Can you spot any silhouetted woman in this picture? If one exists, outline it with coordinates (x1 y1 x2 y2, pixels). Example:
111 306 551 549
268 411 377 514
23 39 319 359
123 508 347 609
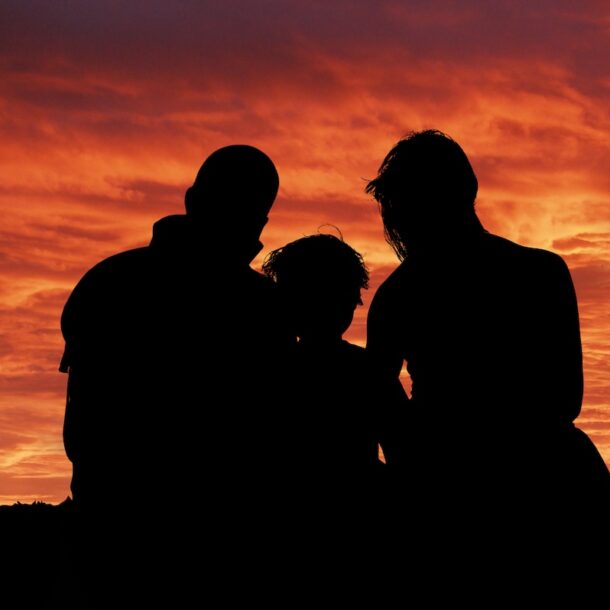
365 130 609 527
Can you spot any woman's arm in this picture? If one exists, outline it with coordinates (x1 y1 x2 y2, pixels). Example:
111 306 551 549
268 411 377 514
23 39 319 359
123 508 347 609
367 279 404 378
367 277 410 466
537 253 583 422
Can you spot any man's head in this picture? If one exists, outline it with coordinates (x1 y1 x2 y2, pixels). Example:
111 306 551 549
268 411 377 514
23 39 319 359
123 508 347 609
185 145 279 260
366 130 480 259
263 234 369 343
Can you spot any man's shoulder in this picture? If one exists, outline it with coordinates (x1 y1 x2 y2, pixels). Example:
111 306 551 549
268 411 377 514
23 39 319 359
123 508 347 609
70 247 153 294
62 247 151 328
245 266 274 285
240 266 279 299
83 246 151 280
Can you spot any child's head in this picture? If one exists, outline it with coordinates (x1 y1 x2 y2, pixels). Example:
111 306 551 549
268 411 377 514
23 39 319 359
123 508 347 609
263 234 369 342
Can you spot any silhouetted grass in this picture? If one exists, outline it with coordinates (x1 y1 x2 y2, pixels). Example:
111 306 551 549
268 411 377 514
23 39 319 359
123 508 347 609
0 498 75 604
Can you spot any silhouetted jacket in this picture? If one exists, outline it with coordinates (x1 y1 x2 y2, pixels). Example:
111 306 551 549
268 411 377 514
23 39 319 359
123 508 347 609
61 215 293 508
368 232 583 481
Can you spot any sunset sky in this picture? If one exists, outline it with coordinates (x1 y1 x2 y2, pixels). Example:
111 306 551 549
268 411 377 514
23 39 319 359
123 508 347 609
1 1 609 503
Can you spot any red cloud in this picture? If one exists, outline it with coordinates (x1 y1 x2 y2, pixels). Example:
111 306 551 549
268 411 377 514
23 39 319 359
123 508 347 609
2 1 610 502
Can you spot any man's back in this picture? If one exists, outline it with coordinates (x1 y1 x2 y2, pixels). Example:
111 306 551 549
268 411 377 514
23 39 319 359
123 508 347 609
60 146 295 602
62 215 292 508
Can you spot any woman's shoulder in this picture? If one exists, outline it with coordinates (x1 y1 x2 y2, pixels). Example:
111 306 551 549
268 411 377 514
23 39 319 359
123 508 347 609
484 233 567 268
369 262 410 319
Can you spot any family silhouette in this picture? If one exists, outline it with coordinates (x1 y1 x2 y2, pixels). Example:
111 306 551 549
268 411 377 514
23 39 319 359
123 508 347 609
57 133 609 602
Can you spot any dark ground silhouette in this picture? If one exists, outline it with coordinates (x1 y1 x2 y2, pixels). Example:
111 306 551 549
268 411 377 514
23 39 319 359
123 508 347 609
1 499 75 605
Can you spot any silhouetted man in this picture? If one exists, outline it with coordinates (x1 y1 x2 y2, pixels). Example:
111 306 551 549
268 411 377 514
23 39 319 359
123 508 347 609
60 145 293 602
366 131 609 527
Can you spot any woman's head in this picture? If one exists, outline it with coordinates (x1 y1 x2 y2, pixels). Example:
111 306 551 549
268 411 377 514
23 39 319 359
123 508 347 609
366 130 479 259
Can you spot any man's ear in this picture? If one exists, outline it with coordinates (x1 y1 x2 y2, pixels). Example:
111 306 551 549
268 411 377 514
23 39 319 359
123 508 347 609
258 216 269 232
184 187 194 215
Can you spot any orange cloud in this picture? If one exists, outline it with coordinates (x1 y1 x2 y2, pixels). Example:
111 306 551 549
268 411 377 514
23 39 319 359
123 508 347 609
1 1 610 502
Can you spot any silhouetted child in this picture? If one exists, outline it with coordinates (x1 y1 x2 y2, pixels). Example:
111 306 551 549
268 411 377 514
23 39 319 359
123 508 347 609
263 234 406 480
264 234 408 583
